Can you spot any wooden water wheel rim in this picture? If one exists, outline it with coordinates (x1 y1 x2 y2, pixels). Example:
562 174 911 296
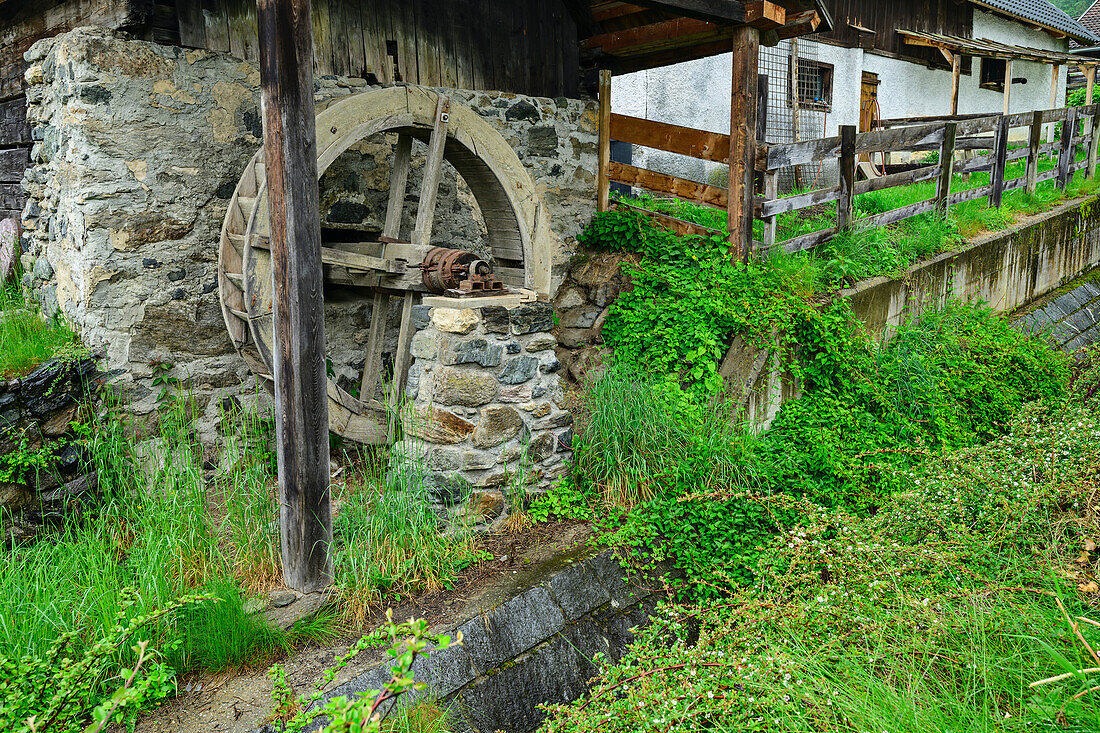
217 86 554 444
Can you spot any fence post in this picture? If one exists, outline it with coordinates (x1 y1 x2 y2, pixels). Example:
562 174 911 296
837 125 856 230
762 170 778 250
934 122 956 217
1089 105 1099 180
990 115 1009 208
1057 106 1078 190
1025 109 1042 194
597 69 612 212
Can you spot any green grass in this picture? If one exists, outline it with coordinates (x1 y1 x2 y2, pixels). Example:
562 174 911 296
0 276 78 377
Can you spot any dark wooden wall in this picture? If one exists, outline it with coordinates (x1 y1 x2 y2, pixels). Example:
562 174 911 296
817 0 973 67
177 0 580 98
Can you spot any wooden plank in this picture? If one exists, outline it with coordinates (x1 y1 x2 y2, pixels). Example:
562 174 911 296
1002 58 1012 117
257 0 333 592
177 0 206 46
862 198 937 229
612 201 722 238
412 95 450 247
762 170 777 250
990 116 1008 207
609 161 729 207
580 17 720 55
598 70 612 212
949 185 993 205
729 24 759 261
934 122 956 217
950 53 960 115
383 134 412 239
387 292 415 441
758 185 840 217
854 165 939 195
610 112 730 163
1026 109 1042 195
854 123 944 156
627 0 749 24
837 125 856 231
1057 107 1077 190
744 0 784 30
0 146 29 182
202 0 232 52
781 226 835 254
765 135 842 171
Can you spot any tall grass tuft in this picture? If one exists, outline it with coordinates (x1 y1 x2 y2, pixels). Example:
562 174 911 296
333 454 481 626
0 275 78 377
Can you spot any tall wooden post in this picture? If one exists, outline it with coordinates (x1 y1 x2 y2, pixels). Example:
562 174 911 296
991 115 1009 208
1088 68 1099 179
1002 58 1013 117
257 0 333 593
729 24 760 262
950 54 961 116
1025 109 1043 194
790 37 803 189
934 122 956 216
597 69 612 212
1057 106 1078 190
837 125 856 230
1049 63 1061 146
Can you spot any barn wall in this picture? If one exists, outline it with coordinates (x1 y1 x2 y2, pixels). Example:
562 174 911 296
178 0 581 98
18 27 595 429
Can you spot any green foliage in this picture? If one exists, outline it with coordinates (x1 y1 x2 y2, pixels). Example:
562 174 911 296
542 400 1100 732
0 428 61 485
0 590 203 733
581 211 812 399
270 611 460 733
528 479 592 522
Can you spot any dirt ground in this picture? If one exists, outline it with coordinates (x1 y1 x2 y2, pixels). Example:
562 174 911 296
127 521 594 733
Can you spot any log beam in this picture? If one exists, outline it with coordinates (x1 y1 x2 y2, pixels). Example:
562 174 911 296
256 0 333 593
729 23 760 262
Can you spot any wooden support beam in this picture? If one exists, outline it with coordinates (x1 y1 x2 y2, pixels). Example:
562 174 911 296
991 115 1008 207
774 9 820 41
1026 109 1042 194
728 24 760 262
1057 106 1078 190
1002 58 1012 117
934 122 956 216
790 36 803 189
609 161 729 206
1049 63 1060 146
1087 67 1097 180
625 0 748 24
598 70 612 212
744 1 784 30
950 53 961 116
257 0 332 593
837 125 856 230
580 17 718 54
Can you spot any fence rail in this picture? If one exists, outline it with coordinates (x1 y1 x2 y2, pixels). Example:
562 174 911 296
598 103 1100 254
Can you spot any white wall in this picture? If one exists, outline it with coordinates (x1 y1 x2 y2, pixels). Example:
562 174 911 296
612 9 1071 182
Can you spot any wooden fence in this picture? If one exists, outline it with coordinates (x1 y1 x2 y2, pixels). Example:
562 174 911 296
598 103 1100 254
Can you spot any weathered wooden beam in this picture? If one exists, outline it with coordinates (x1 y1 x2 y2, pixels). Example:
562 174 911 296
257 0 333 593
598 70 612 212
1087 67 1097 180
934 122 956 217
1057 106 1078 190
1002 58 1012 117
624 0 747 24
609 161 730 206
1025 109 1042 194
990 115 1009 206
744 1 784 30
774 9 820 41
580 17 719 54
837 125 856 230
728 24 760 262
950 53 961 116
610 112 730 162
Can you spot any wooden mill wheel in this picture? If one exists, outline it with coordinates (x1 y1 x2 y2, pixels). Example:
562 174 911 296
217 86 554 444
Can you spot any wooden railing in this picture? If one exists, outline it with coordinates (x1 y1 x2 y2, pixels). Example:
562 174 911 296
597 103 1100 254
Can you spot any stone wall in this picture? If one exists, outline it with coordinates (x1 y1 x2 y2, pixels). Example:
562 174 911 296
19 27 596 429
397 299 573 521
283 549 661 733
0 354 99 544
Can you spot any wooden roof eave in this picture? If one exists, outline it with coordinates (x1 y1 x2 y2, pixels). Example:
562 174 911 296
899 29 1100 68
579 0 827 73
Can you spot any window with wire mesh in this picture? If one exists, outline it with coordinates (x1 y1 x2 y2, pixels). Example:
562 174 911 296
790 58 833 112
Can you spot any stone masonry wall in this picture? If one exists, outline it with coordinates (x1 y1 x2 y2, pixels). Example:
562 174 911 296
19 27 596 430
397 299 573 521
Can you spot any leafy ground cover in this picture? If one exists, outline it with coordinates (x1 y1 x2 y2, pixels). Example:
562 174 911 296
542 390 1100 732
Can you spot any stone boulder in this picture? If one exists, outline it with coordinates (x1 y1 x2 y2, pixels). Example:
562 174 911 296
0 218 17 282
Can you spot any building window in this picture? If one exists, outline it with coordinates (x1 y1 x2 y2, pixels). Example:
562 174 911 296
980 58 1007 92
790 58 833 111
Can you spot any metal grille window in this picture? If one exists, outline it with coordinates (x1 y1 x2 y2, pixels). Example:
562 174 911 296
791 58 833 111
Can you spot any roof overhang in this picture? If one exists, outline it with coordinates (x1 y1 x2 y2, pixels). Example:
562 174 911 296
899 29 1100 67
571 0 832 74
966 0 1100 45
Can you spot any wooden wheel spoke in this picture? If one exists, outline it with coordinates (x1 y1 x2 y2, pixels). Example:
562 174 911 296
383 135 413 239
411 96 450 247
